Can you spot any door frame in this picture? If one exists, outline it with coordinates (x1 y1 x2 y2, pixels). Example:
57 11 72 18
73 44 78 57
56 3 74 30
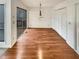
0 3 11 48
75 3 79 53
16 7 28 37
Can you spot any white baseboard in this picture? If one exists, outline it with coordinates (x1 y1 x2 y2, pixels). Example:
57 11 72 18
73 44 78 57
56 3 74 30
28 26 51 28
76 47 79 55
0 48 8 56
75 50 79 55
10 40 17 48
52 28 79 55
52 28 66 41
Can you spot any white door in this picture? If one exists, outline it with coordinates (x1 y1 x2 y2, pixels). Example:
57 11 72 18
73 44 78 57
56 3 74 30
55 10 62 33
56 8 67 40
61 8 67 39
57 11 62 34
76 3 79 52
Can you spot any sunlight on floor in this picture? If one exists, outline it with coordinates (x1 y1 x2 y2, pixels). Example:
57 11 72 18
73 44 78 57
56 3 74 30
38 46 43 59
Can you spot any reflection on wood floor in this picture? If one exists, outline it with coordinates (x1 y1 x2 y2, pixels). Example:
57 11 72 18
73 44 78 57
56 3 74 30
17 28 25 37
0 28 79 59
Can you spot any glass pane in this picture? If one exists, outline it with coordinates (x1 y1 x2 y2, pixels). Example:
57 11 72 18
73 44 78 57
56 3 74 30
17 7 27 29
0 30 4 42
17 8 23 28
0 4 4 42
17 7 27 37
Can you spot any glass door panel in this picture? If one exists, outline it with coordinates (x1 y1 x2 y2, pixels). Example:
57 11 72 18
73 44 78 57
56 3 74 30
0 4 4 42
17 7 27 37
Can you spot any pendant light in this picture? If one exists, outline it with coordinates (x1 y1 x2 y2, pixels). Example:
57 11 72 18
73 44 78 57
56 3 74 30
40 3 42 16
39 1 42 17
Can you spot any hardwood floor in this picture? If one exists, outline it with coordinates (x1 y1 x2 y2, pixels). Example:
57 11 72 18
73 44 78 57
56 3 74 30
0 28 79 59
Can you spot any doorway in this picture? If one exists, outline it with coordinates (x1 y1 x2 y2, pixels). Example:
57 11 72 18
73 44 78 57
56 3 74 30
17 7 27 37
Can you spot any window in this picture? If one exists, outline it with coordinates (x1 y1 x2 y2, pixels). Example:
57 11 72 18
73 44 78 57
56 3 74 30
0 4 4 42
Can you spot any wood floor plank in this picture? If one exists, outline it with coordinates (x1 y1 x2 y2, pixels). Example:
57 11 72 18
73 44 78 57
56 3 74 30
0 28 79 59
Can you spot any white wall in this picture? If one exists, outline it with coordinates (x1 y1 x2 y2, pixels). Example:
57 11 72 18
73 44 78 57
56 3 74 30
11 0 29 47
29 7 52 28
11 0 17 47
0 0 5 3
52 0 79 54
0 0 30 48
0 0 29 56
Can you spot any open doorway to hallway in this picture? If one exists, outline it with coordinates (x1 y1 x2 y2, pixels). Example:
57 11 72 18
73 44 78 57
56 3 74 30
17 7 27 37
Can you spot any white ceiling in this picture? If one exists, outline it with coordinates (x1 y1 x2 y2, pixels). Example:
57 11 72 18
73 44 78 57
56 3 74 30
21 0 65 8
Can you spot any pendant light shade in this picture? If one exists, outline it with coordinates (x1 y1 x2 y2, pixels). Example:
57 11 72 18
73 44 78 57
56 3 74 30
40 10 42 16
39 2 42 17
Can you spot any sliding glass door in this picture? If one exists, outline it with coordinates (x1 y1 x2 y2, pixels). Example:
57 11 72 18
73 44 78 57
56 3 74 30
0 4 4 42
17 7 27 37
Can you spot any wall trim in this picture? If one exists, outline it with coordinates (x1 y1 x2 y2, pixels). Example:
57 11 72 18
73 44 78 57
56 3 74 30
52 28 79 55
75 49 79 55
51 28 66 41
0 49 8 57
28 27 52 29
